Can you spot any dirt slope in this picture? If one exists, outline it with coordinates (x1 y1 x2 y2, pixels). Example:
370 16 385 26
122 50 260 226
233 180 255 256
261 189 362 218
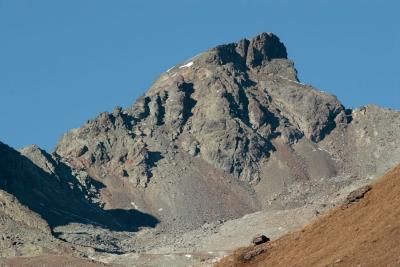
217 164 400 267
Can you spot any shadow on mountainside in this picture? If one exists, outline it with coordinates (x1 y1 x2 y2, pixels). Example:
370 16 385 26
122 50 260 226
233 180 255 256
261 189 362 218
0 142 159 232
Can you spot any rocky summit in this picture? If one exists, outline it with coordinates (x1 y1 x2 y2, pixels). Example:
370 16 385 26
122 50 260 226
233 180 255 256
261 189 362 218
1 32 400 266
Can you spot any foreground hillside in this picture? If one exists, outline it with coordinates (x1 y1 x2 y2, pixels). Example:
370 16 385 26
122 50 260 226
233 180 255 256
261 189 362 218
217 165 400 267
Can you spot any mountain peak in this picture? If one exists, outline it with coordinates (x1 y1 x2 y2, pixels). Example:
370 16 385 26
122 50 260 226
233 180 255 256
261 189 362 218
53 32 400 236
210 32 287 67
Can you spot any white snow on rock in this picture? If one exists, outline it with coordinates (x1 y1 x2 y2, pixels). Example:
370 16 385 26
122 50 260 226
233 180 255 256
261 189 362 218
179 61 194 69
131 202 139 210
317 147 330 154
277 75 305 85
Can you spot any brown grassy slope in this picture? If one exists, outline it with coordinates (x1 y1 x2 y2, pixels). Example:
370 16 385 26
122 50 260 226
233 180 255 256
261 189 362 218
217 165 400 267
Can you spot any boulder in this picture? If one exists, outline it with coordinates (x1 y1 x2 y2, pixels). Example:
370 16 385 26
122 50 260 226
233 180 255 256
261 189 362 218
345 185 372 205
252 234 270 245
243 246 268 261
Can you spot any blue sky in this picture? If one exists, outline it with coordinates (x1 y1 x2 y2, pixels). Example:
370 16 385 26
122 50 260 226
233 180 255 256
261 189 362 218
1 0 399 151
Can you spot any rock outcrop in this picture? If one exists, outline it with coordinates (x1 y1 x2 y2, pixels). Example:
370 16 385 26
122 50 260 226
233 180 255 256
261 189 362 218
251 235 270 245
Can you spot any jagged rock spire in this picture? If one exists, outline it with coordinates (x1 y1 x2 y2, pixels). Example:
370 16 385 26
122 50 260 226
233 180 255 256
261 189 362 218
211 32 287 67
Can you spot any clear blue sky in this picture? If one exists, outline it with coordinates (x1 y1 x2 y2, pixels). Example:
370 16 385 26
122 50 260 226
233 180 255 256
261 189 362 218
1 0 399 151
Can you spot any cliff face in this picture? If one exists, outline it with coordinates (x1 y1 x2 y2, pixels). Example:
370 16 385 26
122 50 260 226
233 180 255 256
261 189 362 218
53 32 400 231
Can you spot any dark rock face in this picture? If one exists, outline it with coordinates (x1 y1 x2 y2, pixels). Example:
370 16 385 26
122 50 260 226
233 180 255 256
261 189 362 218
211 32 287 68
242 245 269 261
345 185 372 205
252 234 270 245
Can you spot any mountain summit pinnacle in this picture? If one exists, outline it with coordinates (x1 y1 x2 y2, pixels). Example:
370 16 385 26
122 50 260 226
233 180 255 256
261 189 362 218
211 32 288 68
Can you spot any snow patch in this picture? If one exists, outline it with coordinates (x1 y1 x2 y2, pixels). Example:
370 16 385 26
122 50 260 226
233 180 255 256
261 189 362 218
277 75 305 85
317 147 330 154
179 61 194 69
131 202 139 210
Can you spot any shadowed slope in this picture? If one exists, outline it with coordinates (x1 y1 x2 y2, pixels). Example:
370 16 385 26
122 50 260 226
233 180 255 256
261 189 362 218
0 142 158 232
